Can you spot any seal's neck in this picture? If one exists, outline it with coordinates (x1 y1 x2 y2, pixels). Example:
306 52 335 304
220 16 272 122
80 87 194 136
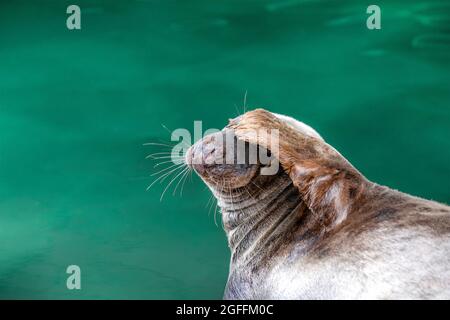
214 164 372 266
214 171 319 264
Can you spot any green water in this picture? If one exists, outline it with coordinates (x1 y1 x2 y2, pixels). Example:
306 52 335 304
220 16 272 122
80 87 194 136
0 0 449 299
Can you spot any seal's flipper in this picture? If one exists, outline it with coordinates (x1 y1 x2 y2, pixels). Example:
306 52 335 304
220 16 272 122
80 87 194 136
229 108 369 229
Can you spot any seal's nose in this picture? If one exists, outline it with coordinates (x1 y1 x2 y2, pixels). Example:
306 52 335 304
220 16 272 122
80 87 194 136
186 132 225 176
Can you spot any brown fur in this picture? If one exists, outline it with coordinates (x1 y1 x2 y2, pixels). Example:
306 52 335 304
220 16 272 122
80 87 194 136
190 108 450 299
228 109 370 231
224 109 450 299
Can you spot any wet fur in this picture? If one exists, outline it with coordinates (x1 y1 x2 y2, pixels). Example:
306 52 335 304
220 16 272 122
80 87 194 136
199 109 450 299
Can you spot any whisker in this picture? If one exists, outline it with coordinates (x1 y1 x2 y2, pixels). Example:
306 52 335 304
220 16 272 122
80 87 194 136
172 167 190 196
146 165 184 190
213 198 219 227
214 179 226 227
159 166 185 184
207 195 215 216
179 168 191 196
158 126 193 148
208 186 219 218
160 166 189 201
151 163 183 177
206 193 214 209
251 181 265 193
234 104 241 118
244 185 254 201
147 155 185 160
146 152 177 158
160 123 173 135
148 151 174 154
153 159 182 168
243 90 248 113
143 137 191 155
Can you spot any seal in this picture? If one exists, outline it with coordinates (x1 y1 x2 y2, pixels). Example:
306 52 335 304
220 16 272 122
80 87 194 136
186 108 450 299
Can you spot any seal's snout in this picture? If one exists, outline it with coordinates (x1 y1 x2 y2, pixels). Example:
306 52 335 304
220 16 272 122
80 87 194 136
186 132 224 176
187 130 259 188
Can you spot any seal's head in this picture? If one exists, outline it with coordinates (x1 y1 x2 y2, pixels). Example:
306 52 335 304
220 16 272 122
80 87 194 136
185 130 259 189
185 111 322 191
185 110 323 234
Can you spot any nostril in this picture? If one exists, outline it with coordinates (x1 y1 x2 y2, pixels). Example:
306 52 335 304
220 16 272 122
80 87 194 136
207 146 216 156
